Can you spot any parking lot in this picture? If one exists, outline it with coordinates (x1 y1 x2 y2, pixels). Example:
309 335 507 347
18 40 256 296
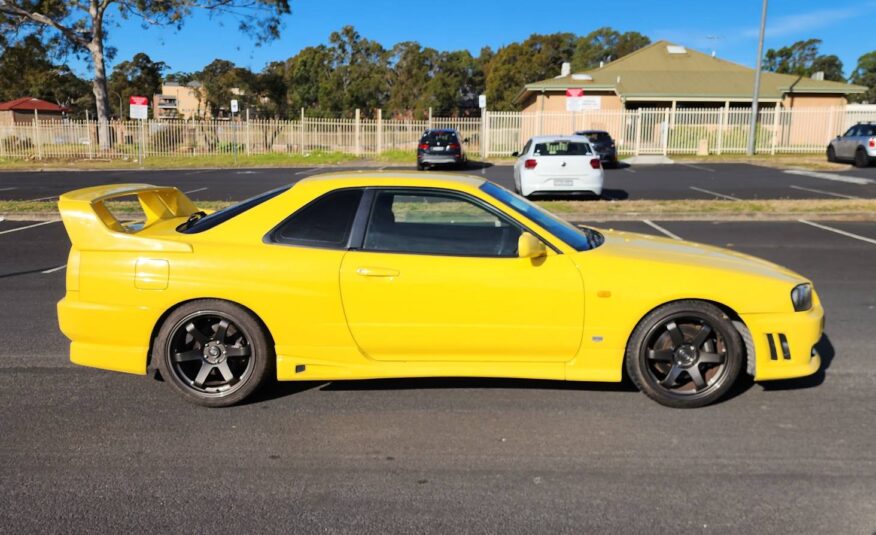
1 162 875 203
1 211 874 531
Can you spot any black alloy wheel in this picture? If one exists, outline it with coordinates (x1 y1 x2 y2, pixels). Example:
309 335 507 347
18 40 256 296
827 145 836 163
155 300 271 407
854 148 870 168
626 301 743 408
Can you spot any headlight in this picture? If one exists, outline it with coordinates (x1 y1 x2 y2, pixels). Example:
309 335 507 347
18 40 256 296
791 283 812 312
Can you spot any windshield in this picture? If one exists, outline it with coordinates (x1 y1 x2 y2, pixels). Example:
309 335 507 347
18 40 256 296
480 182 602 252
178 185 290 234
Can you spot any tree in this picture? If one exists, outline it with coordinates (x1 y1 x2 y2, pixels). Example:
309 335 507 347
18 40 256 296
0 34 93 115
0 0 290 147
764 39 844 81
486 33 577 110
107 53 167 118
197 59 257 117
386 42 437 117
571 27 650 71
425 50 484 116
323 26 389 117
284 45 333 114
850 51 876 103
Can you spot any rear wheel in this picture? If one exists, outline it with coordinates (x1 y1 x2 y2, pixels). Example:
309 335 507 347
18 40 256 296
854 148 870 168
155 300 272 407
417 162 426 171
827 145 837 163
626 301 743 408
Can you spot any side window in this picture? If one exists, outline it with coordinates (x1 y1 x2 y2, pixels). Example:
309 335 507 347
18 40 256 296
363 191 522 257
844 126 860 137
521 140 532 155
270 189 363 248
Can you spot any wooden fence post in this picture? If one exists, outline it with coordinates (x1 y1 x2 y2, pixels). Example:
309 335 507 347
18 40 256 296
299 108 305 154
377 109 383 154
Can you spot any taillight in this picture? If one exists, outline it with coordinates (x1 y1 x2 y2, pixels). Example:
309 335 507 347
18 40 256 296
590 158 601 169
869 138 875 148
524 159 537 169
448 143 460 150
418 143 429 150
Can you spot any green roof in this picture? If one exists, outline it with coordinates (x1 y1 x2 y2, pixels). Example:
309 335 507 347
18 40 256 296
517 41 866 103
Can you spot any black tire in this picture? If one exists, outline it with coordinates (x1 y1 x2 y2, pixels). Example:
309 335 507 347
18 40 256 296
154 299 272 407
416 161 426 171
625 300 743 408
854 148 870 168
827 145 837 163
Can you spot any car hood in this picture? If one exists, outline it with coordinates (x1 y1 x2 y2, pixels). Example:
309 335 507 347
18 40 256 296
590 228 805 284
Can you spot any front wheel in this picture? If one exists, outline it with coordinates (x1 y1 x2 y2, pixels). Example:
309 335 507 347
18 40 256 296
625 300 743 408
155 300 272 407
827 145 837 163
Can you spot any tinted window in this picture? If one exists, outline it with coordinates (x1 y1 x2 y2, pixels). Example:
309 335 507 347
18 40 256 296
363 191 522 257
580 132 612 144
861 125 876 137
271 189 363 248
422 131 458 145
844 126 860 137
179 186 290 234
480 182 600 252
533 141 592 156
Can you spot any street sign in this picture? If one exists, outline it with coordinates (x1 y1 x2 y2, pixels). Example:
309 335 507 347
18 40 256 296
565 89 601 111
478 94 487 109
230 99 239 114
129 96 148 120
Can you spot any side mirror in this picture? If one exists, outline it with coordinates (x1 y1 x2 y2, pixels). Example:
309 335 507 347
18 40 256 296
463 137 470 143
518 232 546 259
511 151 519 157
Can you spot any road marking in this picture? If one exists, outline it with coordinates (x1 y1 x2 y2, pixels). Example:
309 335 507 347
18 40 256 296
0 220 59 235
783 169 874 185
184 187 208 194
623 167 637 173
798 219 876 245
294 168 314 175
27 195 59 202
42 264 67 274
377 166 386 171
689 186 740 201
0 187 17 191
681 163 715 173
789 185 860 199
642 220 682 240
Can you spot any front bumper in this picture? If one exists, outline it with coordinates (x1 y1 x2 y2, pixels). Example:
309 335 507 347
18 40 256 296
742 302 824 381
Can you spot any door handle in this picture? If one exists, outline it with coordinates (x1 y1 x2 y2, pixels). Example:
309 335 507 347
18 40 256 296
355 267 400 278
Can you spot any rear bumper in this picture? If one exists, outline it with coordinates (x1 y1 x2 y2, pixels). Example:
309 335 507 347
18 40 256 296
521 175 604 197
742 303 824 381
419 154 462 164
58 293 154 375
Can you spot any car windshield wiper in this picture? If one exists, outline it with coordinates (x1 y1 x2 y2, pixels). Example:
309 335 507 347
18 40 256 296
177 211 207 232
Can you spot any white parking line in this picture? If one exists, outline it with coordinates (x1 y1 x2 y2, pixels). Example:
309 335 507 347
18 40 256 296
798 220 876 245
642 220 682 240
783 169 873 185
623 167 637 173
184 187 208 194
789 185 860 199
42 264 67 274
689 186 740 201
294 168 314 175
27 195 59 202
681 163 715 173
0 187 17 192
0 220 59 235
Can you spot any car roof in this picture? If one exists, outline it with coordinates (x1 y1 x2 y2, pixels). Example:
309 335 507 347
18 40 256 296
575 130 610 135
296 171 485 190
527 135 592 143
424 128 458 133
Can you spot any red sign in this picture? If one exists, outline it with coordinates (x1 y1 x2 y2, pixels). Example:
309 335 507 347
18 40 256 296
565 89 585 97
129 96 149 106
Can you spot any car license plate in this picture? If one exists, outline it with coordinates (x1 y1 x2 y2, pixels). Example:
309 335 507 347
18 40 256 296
432 146 444 151
555 179 573 186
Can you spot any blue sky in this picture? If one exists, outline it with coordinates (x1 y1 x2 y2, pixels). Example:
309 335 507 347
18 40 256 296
85 0 873 78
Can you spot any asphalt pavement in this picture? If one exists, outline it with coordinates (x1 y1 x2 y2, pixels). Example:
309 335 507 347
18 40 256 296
1 217 875 532
1 162 875 202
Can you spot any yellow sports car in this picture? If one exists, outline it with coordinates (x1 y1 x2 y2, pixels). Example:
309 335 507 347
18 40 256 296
57 173 823 408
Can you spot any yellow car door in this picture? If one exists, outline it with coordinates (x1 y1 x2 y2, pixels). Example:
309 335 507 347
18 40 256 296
339 189 584 362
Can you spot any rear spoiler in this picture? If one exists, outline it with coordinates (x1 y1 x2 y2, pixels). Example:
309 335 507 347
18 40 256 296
58 183 198 252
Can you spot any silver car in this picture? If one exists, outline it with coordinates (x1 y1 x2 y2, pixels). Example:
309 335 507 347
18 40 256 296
827 122 875 167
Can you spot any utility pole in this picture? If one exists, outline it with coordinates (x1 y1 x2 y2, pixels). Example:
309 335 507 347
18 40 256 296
747 0 768 156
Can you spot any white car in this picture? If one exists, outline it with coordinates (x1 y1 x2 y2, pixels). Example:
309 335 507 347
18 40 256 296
512 135 604 198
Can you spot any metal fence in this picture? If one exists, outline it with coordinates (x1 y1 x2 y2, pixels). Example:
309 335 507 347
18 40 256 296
2 106 875 160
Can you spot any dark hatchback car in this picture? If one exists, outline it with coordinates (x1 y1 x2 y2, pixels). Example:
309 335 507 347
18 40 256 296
417 129 468 170
575 130 618 168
